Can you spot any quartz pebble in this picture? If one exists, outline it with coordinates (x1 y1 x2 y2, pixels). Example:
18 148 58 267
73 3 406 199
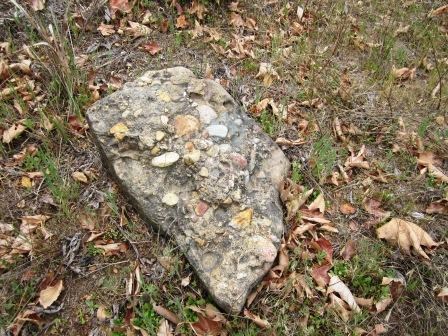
151 152 180 167
206 125 228 138
162 193 179 206
197 105 218 124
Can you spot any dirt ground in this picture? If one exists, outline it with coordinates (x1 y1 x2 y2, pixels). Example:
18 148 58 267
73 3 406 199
0 0 447 335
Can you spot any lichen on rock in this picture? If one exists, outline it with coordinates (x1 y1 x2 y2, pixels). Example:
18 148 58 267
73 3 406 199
86 67 290 313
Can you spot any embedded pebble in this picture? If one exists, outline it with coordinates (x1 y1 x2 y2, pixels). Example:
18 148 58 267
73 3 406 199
151 152 180 167
155 131 165 141
206 125 228 138
197 105 218 124
162 193 179 206
184 149 201 165
199 167 209 177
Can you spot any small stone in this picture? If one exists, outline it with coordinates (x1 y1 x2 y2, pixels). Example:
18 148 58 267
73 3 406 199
206 145 219 157
231 208 253 229
184 149 201 165
199 167 209 177
174 115 200 136
195 201 209 217
158 90 171 102
197 105 218 124
162 193 179 206
155 131 165 141
234 118 243 126
151 152 180 167
160 116 169 124
219 144 231 153
185 141 195 152
230 153 248 169
206 125 228 138
151 146 161 155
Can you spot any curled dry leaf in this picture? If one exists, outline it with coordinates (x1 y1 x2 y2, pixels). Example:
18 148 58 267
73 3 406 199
363 198 391 220
376 218 439 259
39 279 63 308
341 240 357 260
176 15 189 29
428 5 448 17
109 0 133 14
2 124 25 144
243 309 270 329
255 63 280 87
327 275 361 312
308 193 325 213
97 23 115 36
126 21 151 37
375 297 393 313
153 305 180 325
329 293 351 321
97 305 109 321
157 319 173 336
391 66 416 81
94 242 128 256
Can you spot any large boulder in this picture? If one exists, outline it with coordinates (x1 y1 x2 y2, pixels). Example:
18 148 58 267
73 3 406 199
86 67 289 313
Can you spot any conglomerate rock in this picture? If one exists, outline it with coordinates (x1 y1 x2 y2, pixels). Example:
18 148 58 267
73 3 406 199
87 67 290 313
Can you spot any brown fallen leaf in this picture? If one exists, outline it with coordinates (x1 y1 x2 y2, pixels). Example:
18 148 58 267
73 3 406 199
229 12 245 27
153 305 180 325
126 21 151 37
428 5 448 17
328 293 351 321
72 171 88 183
144 42 162 55
375 297 393 313
188 0 208 20
311 238 333 264
30 0 45 11
363 198 391 219
97 305 110 321
176 15 189 29
376 218 439 259
426 199 448 215
340 203 356 215
255 62 280 87
341 240 357 260
311 264 331 287
391 66 416 81
243 309 270 329
94 242 128 256
39 279 63 308
2 124 25 144
436 287 448 302
97 23 115 36
109 0 133 15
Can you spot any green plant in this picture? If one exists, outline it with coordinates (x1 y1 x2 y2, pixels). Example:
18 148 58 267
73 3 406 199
291 161 303 183
133 302 160 334
259 109 280 136
87 243 103 257
310 135 337 182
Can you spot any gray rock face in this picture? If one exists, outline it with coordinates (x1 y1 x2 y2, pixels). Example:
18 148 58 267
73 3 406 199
86 67 290 313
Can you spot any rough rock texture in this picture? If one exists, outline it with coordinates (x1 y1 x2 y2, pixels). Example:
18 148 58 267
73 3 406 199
86 67 290 313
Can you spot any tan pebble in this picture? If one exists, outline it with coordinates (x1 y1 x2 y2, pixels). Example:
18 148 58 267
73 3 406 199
185 141 195 152
195 238 206 247
231 208 253 229
161 115 169 124
174 115 200 136
151 152 180 167
199 167 209 177
184 149 201 165
155 131 165 141
151 146 161 155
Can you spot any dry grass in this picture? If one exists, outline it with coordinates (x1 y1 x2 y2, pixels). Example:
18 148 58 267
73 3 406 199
0 0 447 335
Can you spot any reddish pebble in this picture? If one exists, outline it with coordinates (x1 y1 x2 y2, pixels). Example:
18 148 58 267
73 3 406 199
230 153 247 169
195 201 209 217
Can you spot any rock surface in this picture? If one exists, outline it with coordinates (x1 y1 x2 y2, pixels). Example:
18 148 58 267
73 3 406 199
86 67 290 313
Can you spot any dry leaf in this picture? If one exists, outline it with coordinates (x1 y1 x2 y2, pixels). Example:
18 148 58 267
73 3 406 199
297 5 304 20
311 264 331 287
341 240 357 260
428 5 448 17
176 15 189 29
329 293 351 321
243 309 270 329
153 305 180 325
363 198 391 219
255 63 280 87
437 287 448 302
94 242 128 256
109 0 133 14
391 66 416 81
39 280 63 308
72 171 88 183
2 124 25 144
229 12 245 27
426 199 448 215
97 23 115 36
157 319 173 336
340 203 356 215
308 193 325 213
30 0 46 11
188 1 208 20
144 42 162 55
110 122 128 141
126 21 151 37
375 297 392 313
97 305 109 321
376 218 439 259
327 275 361 312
